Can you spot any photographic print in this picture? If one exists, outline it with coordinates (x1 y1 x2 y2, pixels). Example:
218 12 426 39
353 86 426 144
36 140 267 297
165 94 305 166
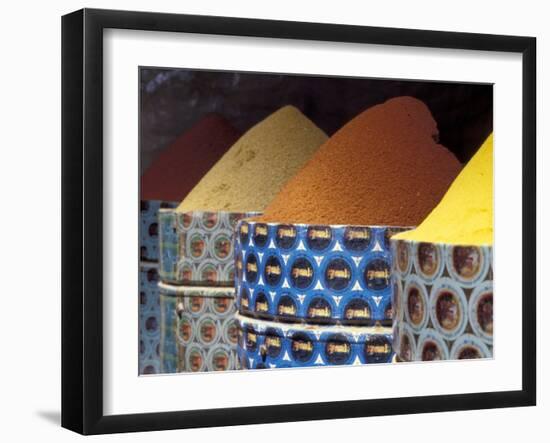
138 68 493 375
62 9 535 433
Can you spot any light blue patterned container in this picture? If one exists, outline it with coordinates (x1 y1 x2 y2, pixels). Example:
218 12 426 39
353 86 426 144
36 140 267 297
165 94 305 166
391 238 493 362
158 210 260 286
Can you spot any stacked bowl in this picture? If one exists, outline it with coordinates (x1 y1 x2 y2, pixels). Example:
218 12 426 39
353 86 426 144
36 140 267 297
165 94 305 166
158 210 258 373
234 221 407 368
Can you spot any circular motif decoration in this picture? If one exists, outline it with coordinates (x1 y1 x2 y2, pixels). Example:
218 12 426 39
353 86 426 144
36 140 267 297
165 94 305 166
290 332 315 363
146 268 159 283
343 226 372 252
398 323 417 362
179 212 195 229
186 344 206 372
429 278 468 341
238 221 250 246
264 328 284 359
306 297 333 322
414 242 444 283
176 313 195 345
223 317 240 345
324 256 353 292
364 334 393 364
416 328 449 361
245 253 259 284
185 294 207 317
324 333 352 365
239 286 251 313
446 245 490 288
275 224 298 250
177 260 195 284
244 324 258 352
403 275 430 333
196 314 220 346
395 240 412 276
198 259 221 285
363 258 391 291
148 222 158 238
210 230 233 262
141 360 160 375
343 298 371 324
450 334 491 360
254 292 271 317
253 223 269 248
206 345 233 371
306 225 333 251
201 212 220 231
289 256 315 290
187 231 208 260
264 255 283 287
468 281 494 344
277 294 298 319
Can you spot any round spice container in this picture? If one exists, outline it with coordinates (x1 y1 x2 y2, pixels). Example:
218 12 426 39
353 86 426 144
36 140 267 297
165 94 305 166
158 282 239 372
159 210 260 286
139 262 163 375
391 240 493 362
234 220 411 326
391 134 494 362
236 315 393 369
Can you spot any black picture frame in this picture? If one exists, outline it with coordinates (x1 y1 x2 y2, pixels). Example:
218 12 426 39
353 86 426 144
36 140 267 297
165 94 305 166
61 8 537 435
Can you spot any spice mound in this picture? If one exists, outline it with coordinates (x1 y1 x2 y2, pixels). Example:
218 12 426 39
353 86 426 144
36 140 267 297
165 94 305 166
141 113 241 202
393 134 493 246
176 106 327 213
255 96 462 227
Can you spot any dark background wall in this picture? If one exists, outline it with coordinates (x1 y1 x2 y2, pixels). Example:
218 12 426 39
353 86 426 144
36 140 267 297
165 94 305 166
140 68 493 174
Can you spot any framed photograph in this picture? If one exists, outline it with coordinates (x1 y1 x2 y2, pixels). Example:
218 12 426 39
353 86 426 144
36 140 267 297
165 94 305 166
61 8 536 435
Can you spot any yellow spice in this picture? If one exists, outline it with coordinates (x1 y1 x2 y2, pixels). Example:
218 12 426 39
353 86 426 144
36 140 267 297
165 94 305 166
177 106 327 213
393 134 493 246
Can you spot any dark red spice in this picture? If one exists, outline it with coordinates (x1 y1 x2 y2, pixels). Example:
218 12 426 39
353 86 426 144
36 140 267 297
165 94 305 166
141 114 241 201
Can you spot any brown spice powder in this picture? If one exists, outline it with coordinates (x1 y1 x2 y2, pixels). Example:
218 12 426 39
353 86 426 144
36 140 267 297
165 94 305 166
140 114 241 202
256 96 462 226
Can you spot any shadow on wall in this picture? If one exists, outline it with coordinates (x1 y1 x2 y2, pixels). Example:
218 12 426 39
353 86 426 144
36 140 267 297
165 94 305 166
36 410 60 426
140 68 493 173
